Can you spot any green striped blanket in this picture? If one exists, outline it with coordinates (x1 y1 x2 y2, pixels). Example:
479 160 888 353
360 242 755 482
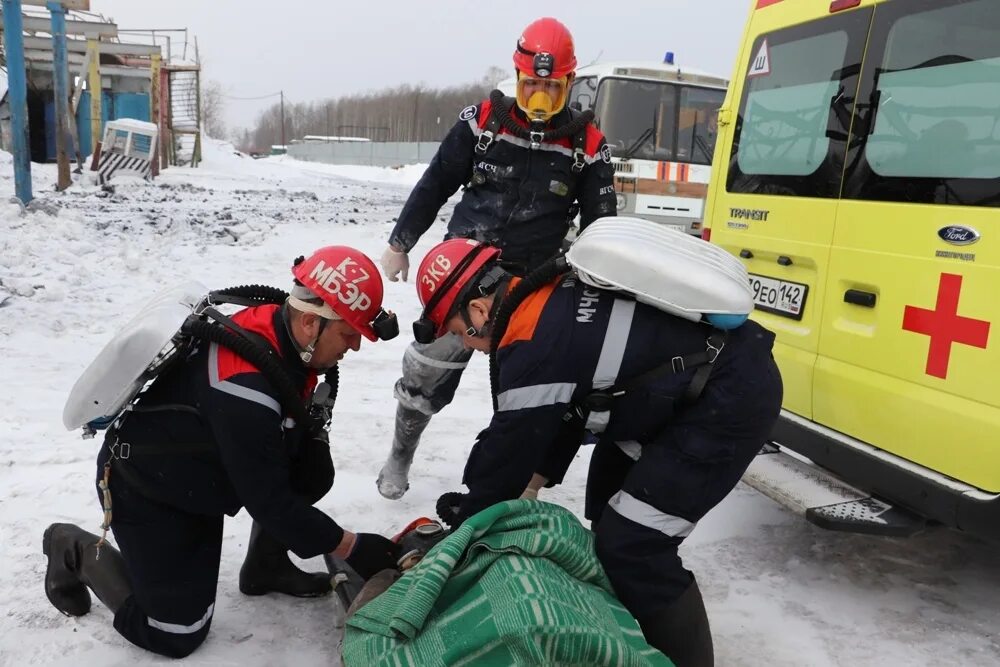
343 499 672 666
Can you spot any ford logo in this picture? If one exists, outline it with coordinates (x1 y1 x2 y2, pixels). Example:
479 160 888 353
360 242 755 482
937 225 980 246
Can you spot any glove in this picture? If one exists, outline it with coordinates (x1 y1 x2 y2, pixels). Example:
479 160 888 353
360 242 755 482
436 491 466 528
380 245 410 282
345 533 402 580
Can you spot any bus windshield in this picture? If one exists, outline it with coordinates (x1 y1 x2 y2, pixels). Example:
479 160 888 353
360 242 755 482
595 78 725 164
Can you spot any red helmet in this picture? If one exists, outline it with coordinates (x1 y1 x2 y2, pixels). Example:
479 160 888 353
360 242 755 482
513 17 577 79
415 239 501 340
291 246 387 341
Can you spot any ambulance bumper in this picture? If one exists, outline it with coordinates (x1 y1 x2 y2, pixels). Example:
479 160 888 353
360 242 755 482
771 410 1000 540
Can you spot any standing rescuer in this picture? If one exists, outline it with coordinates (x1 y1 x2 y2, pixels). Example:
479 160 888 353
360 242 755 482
414 238 783 666
43 247 403 659
376 17 618 500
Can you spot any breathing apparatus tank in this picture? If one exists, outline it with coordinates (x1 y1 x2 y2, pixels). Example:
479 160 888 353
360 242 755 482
62 282 333 438
565 216 754 329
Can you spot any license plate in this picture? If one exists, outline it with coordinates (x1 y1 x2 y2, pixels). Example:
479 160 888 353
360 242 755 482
748 274 808 319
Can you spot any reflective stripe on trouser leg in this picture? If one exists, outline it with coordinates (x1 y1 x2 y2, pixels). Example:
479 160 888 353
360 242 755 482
97 452 223 659
146 603 215 634
608 490 696 538
584 439 637 523
594 510 692 620
616 440 642 461
394 334 473 415
590 428 712 619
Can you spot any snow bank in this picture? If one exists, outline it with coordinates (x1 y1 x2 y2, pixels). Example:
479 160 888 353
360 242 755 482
196 137 429 189
1 145 998 667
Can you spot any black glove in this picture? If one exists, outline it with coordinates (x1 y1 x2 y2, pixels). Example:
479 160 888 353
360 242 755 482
345 533 402 580
436 491 466 528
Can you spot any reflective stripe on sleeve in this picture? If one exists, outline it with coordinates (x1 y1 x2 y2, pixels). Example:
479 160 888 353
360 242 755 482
496 382 577 412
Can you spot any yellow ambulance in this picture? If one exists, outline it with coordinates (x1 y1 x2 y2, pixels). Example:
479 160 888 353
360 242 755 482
703 0 999 538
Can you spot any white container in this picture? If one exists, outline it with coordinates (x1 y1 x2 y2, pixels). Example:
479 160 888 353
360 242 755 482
566 216 753 324
63 281 207 432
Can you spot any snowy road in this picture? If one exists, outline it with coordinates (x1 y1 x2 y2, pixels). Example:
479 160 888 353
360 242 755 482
1 144 997 666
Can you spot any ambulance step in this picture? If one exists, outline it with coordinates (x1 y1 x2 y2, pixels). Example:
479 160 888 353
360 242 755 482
743 444 926 537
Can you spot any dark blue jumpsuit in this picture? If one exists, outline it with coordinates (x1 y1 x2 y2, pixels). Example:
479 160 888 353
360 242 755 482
456 276 783 621
388 98 617 416
95 305 340 657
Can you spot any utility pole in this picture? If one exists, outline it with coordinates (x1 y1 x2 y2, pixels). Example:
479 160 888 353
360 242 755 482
2 0 33 204
280 90 286 148
47 1 72 190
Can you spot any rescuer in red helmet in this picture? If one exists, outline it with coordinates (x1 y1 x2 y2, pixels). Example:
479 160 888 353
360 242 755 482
411 238 783 665
42 247 403 658
377 17 617 501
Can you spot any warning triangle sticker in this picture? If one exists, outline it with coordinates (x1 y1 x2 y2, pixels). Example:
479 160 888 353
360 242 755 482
748 39 771 78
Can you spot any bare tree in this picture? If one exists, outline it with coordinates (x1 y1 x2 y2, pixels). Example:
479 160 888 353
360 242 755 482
247 67 507 148
201 80 227 139
481 65 510 90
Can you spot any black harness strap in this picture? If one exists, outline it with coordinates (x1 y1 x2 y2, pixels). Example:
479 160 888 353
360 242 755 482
581 330 728 413
682 331 727 404
472 92 590 172
201 307 275 352
474 104 503 156
570 125 587 173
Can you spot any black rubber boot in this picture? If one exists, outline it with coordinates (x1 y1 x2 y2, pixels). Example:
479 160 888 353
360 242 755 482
43 523 132 616
638 577 714 667
238 521 331 597
376 405 433 500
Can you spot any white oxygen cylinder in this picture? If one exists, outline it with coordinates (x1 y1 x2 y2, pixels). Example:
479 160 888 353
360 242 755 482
63 281 208 434
565 216 753 328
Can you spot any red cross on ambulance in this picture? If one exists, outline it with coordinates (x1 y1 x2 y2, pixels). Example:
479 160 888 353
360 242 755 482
902 273 991 380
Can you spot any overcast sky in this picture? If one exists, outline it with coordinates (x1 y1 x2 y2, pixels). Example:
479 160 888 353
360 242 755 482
93 0 752 134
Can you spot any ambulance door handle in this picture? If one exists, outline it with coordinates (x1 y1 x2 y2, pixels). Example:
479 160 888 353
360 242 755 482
844 289 877 308
777 255 793 266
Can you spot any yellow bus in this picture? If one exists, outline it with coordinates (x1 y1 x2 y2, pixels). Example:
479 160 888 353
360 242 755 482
704 0 999 538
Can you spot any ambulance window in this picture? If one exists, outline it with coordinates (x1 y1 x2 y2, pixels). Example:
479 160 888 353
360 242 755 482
727 10 871 198
845 0 1000 206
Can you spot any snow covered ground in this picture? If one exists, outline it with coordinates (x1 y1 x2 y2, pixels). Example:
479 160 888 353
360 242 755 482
1 141 998 666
